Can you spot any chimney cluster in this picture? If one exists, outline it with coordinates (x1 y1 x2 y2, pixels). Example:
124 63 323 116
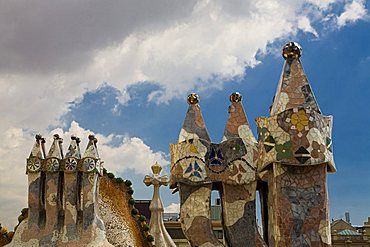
22 134 106 245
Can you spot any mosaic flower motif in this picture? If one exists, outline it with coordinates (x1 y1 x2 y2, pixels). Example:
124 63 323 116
46 158 60 172
27 158 41 172
275 141 293 161
311 141 326 159
184 160 203 178
65 158 77 171
83 158 96 172
209 148 224 166
290 109 309 132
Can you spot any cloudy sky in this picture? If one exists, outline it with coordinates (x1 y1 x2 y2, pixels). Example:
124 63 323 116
0 0 369 228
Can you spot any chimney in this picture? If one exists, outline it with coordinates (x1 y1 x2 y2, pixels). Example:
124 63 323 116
345 212 351 224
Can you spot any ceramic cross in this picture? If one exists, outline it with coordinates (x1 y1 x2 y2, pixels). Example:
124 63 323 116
144 162 176 247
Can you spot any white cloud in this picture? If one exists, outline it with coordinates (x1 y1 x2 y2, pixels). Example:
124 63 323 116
0 121 167 229
306 0 336 10
298 16 319 37
0 1 354 132
337 0 368 27
164 203 180 213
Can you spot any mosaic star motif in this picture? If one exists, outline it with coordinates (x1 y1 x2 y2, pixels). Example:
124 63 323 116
46 158 60 172
65 157 77 171
83 158 96 172
184 161 203 178
27 158 41 172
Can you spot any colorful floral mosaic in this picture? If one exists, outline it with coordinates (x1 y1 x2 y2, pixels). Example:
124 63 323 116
257 107 335 172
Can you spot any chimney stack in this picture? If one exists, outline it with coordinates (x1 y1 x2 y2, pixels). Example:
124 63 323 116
345 212 351 224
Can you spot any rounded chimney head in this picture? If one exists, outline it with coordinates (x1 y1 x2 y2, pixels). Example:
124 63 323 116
230 92 242 103
187 93 200 105
282 42 302 60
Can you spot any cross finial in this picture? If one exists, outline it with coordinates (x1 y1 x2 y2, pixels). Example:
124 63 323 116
143 162 176 247
144 162 169 187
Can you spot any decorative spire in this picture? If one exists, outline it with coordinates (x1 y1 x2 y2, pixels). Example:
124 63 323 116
47 134 63 159
64 136 81 172
270 42 321 116
29 134 45 159
83 135 99 159
27 134 46 173
45 134 63 172
178 93 211 143
223 92 256 144
65 136 81 159
82 135 100 173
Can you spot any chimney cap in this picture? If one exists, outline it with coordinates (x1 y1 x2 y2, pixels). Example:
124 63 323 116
282 42 302 60
187 93 200 105
230 92 242 103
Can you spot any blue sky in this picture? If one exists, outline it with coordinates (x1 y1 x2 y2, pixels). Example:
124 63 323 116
0 0 369 228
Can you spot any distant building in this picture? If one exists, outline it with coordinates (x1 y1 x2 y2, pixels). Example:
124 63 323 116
163 213 179 222
331 216 370 246
163 211 370 247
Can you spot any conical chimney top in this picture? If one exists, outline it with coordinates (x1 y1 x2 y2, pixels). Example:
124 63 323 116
65 135 81 159
178 93 211 143
270 42 321 115
83 134 99 159
46 134 63 159
29 134 45 159
223 92 256 144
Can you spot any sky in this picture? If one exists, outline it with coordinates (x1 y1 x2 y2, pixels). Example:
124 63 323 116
0 0 369 229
